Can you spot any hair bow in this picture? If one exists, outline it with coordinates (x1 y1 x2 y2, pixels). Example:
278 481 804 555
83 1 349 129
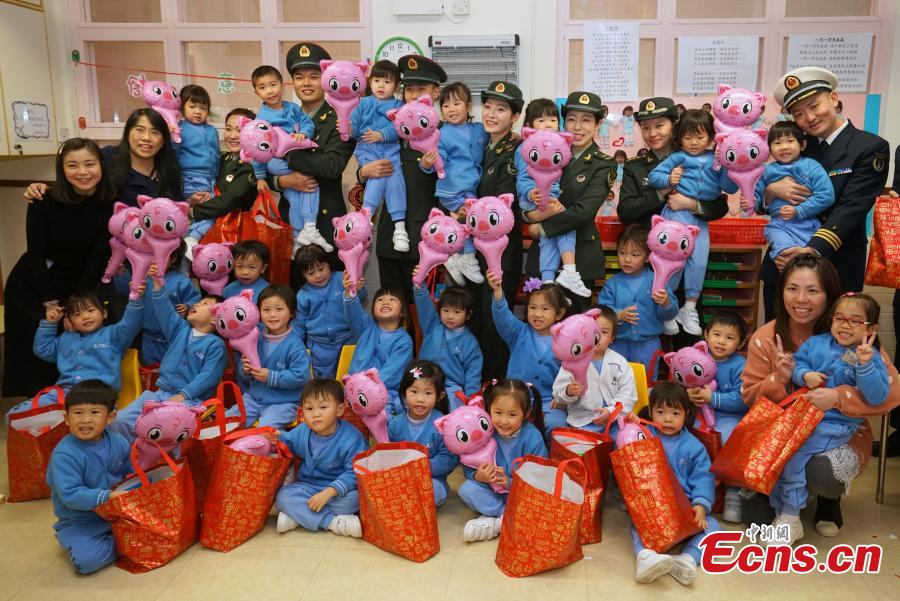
522 277 543 293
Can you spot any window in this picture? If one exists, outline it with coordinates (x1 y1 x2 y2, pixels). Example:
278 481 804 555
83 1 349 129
281 0 360 23
180 0 260 23
785 0 875 18
88 0 160 23
567 38 656 98
90 41 165 123
183 42 262 123
568 0 657 20
676 0 766 19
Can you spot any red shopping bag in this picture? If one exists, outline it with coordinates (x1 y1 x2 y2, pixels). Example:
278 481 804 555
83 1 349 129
495 456 586 577
610 422 701 553
689 410 725 513
139 363 160 392
200 427 291 551
711 389 824 494
6 386 67 502
865 196 900 287
353 441 440 562
95 442 199 573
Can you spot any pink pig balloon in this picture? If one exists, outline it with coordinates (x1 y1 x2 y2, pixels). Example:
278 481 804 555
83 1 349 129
465 194 514 280
551 309 603 390
320 59 370 142
712 84 767 136
211 289 261 369
664 341 718 427
342 368 389 444
519 128 574 210
647 215 700 294
332 208 372 297
101 202 134 284
434 397 506 493
134 400 204 470
715 129 769 217
228 434 275 456
121 211 155 300
237 117 318 164
615 415 649 448
136 195 190 286
142 80 182 143
387 95 444 178
192 242 235 296
412 208 468 287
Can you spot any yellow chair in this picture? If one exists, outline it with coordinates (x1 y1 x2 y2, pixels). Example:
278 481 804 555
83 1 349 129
307 349 314 378
335 345 356 380
629 362 649 416
116 349 142 410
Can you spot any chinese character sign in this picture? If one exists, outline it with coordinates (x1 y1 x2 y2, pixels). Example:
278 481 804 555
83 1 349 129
787 33 872 92
126 73 147 98
676 37 759 95
583 22 639 102
217 72 235 95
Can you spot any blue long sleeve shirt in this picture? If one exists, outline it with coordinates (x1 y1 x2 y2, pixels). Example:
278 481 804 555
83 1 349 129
515 151 561 212
427 122 488 202
279 420 368 497
648 150 738 201
46 431 132 521
344 294 413 395
388 408 459 479
237 332 310 406
597 269 678 341
754 157 835 220
253 101 315 178
114 272 200 350
491 297 561 403
175 121 220 177
292 272 363 344
223 278 269 303
711 352 747 415
350 96 401 142
33 299 144 391
461 423 548 481
646 425 716 512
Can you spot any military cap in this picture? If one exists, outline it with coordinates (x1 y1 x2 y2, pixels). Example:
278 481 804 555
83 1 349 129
286 43 331 74
480 81 524 114
561 91 603 118
635 97 678 121
397 55 447 85
774 66 838 110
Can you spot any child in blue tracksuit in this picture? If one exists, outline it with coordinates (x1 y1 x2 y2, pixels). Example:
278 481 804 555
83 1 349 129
250 65 325 251
343 275 413 417
458 378 548 542
753 121 835 261
227 284 310 429
413 281 482 408
223 240 270 302
631 382 719 586
46 380 132 574
275 379 369 537
388 360 459 506
780 293 889 542
421 82 488 285
351 59 408 252
598 224 678 373
110 269 226 441
113 243 199 364
176 85 222 251
648 109 738 336
6 290 144 420
488 272 567 435
622 105 635 146
516 98 591 298
599 104 611 147
293 244 363 378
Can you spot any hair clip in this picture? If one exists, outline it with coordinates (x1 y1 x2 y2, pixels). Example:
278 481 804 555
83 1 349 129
490 378 498 386
409 367 423 379
841 291 858 297
522 277 543 293
525 382 534 389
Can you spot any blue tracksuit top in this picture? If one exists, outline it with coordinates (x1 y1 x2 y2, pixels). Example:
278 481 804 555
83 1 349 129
515 151 561 211
237 332 310 406
344 294 413 395
151 288 226 401
388 408 459 479
253 101 315 178
461 422 548 480
114 272 200 347
754 157 835 219
413 286 483 396
646 425 716 512
280 420 368 496
491 297 561 403
648 150 738 201
292 272 363 344
34 299 143 391
710 352 747 415
350 96 402 143
792 332 889 423
46 431 132 521
175 121 220 177
429 122 488 202
223 278 269 303
597 269 678 341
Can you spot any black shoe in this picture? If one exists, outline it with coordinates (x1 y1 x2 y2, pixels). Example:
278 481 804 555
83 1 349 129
813 496 843 529
742 492 775 528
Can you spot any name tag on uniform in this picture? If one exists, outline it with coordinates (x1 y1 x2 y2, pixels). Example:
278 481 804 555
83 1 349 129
828 167 852 177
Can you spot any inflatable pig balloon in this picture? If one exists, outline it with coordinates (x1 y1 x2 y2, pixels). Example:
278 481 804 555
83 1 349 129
320 59 370 142
136 195 190 286
647 215 700 294
412 208 468 287
134 401 204 470
192 242 234 296
465 194 515 280
332 208 372 297
121 211 155 300
434 397 505 493
519 128 574 210
211 289 261 369
342 368 389 444
228 434 275 457
387 95 444 178
551 309 602 390
237 117 318 164
715 129 769 217
101 202 135 284
615 415 648 448
142 80 182 143
664 341 718 427
713 84 767 136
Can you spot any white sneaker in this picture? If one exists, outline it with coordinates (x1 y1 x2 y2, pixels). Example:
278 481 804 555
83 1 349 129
635 549 674 583
457 253 485 284
444 254 466 285
463 515 502 542
722 489 743 523
815 520 840 538
292 237 304 259
276 512 298 534
670 553 698 586
675 305 702 336
392 228 410 253
184 236 200 261
328 514 362 538
663 318 680 336
770 513 804 545
305 225 334 252
297 227 315 246
555 269 592 297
